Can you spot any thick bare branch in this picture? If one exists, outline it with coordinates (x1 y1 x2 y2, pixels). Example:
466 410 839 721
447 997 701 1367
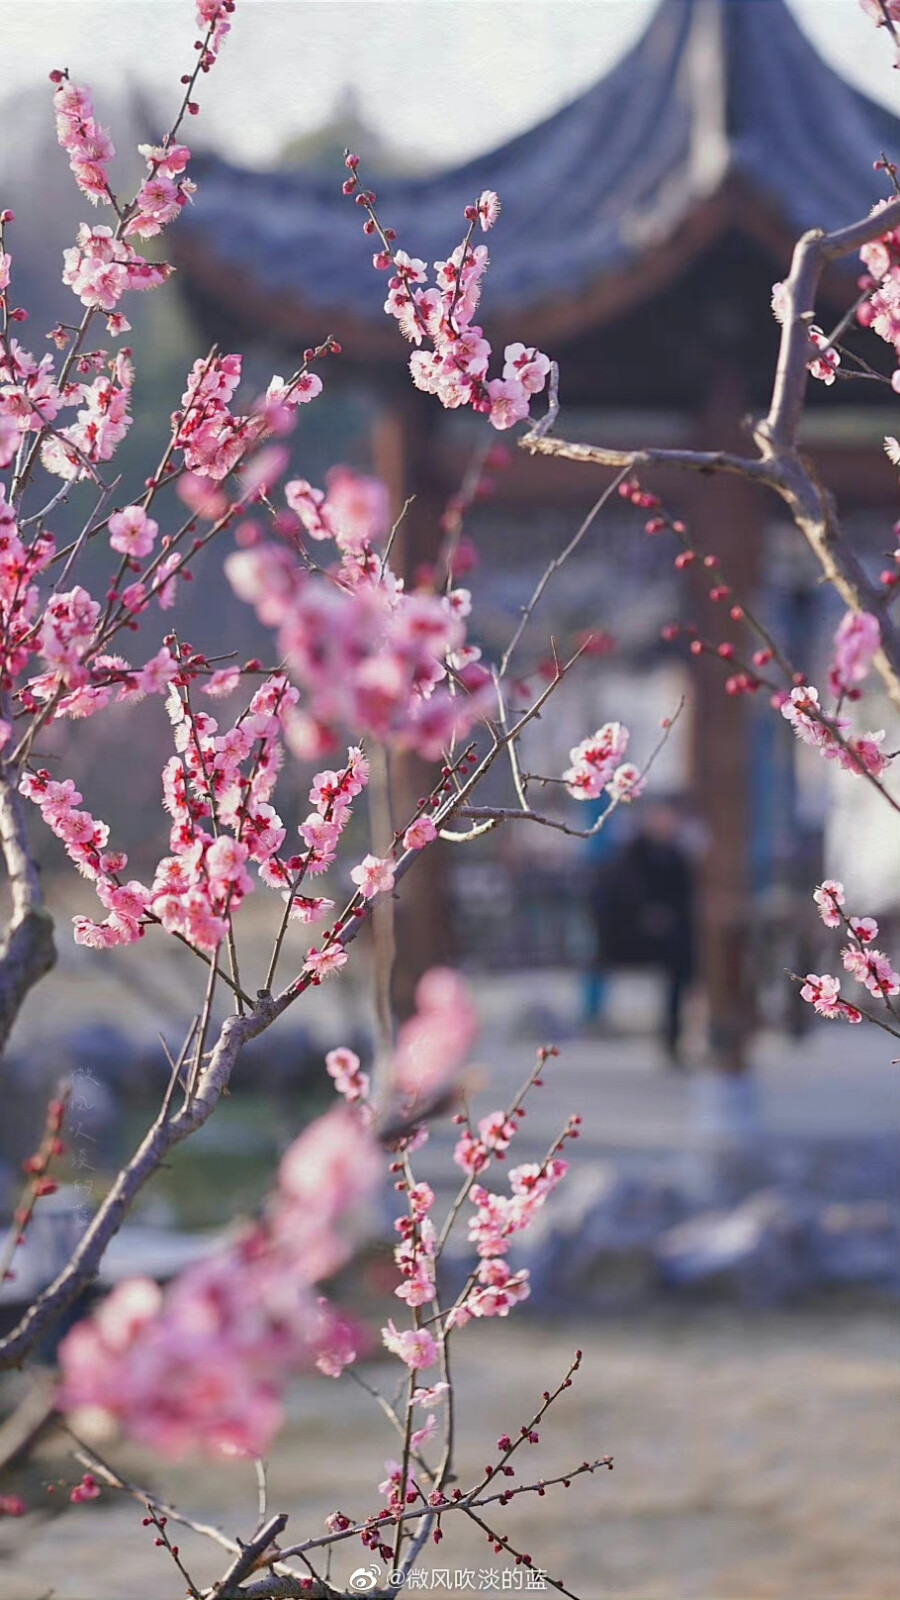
759 198 900 451
0 998 279 1370
520 432 766 480
0 766 55 1059
213 1513 290 1598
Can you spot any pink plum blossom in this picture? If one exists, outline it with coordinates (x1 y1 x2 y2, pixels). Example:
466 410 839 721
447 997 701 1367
829 610 880 696
403 816 438 850
381 1320 439 1370
350 853 395 900
813 880 845 928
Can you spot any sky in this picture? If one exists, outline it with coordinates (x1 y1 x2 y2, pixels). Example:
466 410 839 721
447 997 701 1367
0 0 897 172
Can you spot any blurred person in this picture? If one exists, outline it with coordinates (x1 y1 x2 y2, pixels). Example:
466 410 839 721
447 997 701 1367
580 795 622 1032
590 799 696 1067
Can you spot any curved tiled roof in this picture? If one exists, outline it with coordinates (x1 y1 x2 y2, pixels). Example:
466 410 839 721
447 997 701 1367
177 0 900 324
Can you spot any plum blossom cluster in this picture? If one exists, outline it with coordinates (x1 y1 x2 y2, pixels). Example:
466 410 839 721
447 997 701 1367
128 141 196 240
800 878 900 1023
226 484 492 759
0 4 245 482
20 670 359 955
173 352 321 483
51 75 116 206
59 1101 378 1459
0 7 619 1586
562 721 643 802
341 162 550 432
449 1151 572 1328
57 975 571 1469
856 197 900 392
798 972 861 1023
806 326 840 385
195 0 236 64
286 464 389 554
61 223 173 324
780 685 892 779
388 966 479 1113
828 609 880 698
0 329 140 481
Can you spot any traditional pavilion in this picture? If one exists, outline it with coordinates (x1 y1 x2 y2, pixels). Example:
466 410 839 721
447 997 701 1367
172 0 900 1068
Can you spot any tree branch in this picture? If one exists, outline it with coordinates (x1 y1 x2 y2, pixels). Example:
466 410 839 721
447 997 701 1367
0 998 279 1370
759 199 900 452
0 764 55 1060
213 1513 289 1598
520 432 767 481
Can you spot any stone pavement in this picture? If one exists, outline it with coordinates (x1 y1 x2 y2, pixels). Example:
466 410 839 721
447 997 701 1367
413 970 900 1197
3 1311 898 1600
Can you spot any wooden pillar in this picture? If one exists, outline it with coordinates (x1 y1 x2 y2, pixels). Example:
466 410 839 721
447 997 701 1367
685 373 764 1074
371 389 454 1020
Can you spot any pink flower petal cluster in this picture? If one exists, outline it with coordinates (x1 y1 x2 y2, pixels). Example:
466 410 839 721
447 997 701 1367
286 466 390 555
226 516 491 759
392 1180 438 1311
53 77 115 205
475 190 501 231
828 610 880 698
127 143 196 239
325 1046 370 1105
175 352 251 481
856 199 900 379
605 762 646 804
813 879 845 928
860 0 900 20
454 1109 520 1176
19 771 149 949
447 1159 568 1327
806 326 840 385
362 189 549 432
196 0 235 62
0 336 140 484
563 722 630 800
381 1319 439 1370
0 338 62 430
69 1473 101 1504
59 1102 377 1459
62 224 172 313
0 488 58 686
350 853 395 901
780 685 893 779
389 967 478 1111
798 973 862 1023
41 350 136 481
22 671 311 955
841 945 900 997
108 503 158 557
403 815 438 850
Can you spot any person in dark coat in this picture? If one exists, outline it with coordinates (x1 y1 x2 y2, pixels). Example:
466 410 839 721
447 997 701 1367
589 800 695 1065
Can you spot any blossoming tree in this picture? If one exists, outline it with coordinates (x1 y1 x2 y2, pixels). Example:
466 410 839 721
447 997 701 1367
0 0 898 1595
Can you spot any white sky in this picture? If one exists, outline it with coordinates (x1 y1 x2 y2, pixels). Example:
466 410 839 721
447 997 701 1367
0 0 896 171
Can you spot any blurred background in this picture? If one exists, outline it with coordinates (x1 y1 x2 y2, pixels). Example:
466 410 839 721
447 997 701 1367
0 3 898 1597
